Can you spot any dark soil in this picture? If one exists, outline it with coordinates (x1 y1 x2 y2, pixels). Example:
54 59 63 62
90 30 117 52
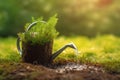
0 62 120 80
22 41 53 65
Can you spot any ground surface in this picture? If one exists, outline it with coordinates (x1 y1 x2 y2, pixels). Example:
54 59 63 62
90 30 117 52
0 62 120 80
1 36 120 80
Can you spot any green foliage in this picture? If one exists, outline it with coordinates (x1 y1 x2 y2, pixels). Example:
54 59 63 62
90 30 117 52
18 15 58 45
0 0 120 37
55 0 120 36
0 0 24 36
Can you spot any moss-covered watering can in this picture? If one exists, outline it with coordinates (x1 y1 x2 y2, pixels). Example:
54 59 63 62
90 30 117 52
17 21 78 65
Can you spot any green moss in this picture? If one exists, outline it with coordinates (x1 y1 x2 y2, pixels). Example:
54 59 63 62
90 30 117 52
1 35 120 73
102 60 120 73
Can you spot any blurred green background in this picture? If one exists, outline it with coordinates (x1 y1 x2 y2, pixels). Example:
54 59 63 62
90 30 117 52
0 0 120 37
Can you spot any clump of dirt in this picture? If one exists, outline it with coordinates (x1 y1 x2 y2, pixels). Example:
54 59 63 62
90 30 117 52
0 62 120 80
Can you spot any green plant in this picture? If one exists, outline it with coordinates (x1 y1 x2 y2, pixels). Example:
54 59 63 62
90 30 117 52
18 15 58 45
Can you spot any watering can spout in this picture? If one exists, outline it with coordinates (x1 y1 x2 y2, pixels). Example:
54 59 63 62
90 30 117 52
51 43 78 61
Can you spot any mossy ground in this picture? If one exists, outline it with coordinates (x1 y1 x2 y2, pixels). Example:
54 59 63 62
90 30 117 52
0 35 120 79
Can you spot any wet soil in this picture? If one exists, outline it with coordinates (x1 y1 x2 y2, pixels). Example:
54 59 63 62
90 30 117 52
0 62 120 80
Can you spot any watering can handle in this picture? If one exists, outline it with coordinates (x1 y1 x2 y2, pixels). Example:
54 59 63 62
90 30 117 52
17 21 46 55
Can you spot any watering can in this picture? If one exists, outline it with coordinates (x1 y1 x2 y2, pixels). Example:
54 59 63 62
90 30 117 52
17 21 78 65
